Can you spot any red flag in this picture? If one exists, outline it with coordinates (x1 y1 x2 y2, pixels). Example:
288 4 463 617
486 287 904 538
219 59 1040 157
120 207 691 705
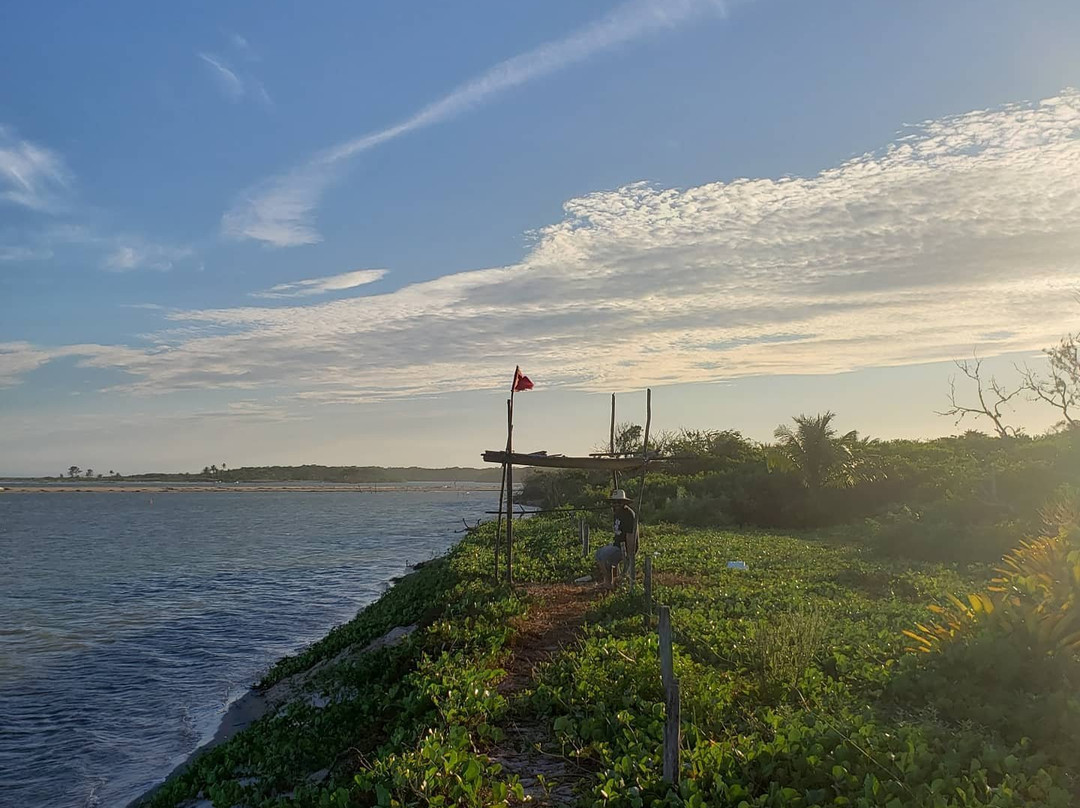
512 366 534 392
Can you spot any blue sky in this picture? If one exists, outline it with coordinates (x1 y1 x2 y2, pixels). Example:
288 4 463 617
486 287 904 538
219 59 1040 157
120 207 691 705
2 0 1079 475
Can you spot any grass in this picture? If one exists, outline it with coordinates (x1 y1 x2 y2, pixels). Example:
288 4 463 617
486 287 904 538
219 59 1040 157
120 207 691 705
139 517 1077 807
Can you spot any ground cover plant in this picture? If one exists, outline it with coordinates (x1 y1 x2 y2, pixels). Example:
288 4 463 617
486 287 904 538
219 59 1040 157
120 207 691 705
140 510 1077 807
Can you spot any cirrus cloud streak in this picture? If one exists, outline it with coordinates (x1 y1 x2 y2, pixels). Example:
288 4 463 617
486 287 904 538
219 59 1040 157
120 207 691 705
222 0 731 247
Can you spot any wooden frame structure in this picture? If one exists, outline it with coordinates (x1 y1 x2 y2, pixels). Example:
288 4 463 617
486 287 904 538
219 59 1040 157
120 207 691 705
484 387 662 583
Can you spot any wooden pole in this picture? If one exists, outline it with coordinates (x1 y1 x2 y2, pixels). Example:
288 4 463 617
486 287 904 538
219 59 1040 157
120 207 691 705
609 393 618 490
636 388 652 515
643 555 653 630
659 605 673 690
506 396 514 584
663 678 681 785
494 461 506 583
658 604 679 784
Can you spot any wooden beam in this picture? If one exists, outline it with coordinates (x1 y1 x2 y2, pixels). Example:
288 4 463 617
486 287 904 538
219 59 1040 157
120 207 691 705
482 451 653 471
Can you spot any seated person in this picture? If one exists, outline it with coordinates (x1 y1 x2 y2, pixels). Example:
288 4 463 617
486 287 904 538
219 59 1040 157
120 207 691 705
595 489 637 586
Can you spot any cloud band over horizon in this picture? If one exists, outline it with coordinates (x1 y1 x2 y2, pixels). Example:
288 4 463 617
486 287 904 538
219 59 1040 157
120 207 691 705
5 91 1080 408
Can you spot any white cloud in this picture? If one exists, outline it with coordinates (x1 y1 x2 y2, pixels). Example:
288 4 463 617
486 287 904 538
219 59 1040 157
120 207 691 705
0 342 52 387
22 226 192 271
0 245 52 262
0 125 72 212
0 137 192 273
103 241 192 272
199 37 272 107
198 52 245 100
251 268 388 299
223 0 731 247
10 90 1080 405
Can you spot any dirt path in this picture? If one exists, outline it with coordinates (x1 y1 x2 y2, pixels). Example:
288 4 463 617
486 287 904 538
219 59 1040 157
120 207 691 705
490 582 605 806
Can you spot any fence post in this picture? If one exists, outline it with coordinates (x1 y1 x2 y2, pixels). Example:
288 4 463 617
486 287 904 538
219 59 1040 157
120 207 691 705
664 678 681 785
582 522 590 557
658 604 680 785
643 556 653 630
627 553 636 595
658 605 673 690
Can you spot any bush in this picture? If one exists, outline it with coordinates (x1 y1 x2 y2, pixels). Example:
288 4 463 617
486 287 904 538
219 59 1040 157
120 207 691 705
746 606 827 696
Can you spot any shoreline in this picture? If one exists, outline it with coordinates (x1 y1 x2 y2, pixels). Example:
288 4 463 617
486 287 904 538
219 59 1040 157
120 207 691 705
0 483 501 494
126 561 432 808
126 688 273 808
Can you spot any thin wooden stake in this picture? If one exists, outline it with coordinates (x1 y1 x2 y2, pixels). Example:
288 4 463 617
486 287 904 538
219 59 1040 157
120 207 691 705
658 604 673 691
658 603 679 785
643 556 653 630
663 678 681 785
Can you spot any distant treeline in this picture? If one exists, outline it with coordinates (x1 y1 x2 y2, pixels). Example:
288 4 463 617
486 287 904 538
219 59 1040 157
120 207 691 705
89 465 505 484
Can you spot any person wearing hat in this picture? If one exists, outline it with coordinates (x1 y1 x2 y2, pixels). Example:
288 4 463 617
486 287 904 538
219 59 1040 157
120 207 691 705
595 489 638 586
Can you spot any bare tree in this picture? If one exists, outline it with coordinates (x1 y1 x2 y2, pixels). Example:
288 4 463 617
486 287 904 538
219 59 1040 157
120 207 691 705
1020 333 1078 429
939 355 1022 438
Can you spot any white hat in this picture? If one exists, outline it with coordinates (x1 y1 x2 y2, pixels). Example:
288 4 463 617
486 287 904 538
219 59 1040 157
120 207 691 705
608 489 632 503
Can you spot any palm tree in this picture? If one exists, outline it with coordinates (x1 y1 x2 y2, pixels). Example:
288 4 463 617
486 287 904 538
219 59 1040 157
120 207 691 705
771 411 858 490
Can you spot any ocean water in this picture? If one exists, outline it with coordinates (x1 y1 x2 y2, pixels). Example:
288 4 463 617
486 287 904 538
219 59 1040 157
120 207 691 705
0 488 496 807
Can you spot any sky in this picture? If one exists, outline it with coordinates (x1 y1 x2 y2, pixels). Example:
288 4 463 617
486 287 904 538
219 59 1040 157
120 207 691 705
2 0 1080 476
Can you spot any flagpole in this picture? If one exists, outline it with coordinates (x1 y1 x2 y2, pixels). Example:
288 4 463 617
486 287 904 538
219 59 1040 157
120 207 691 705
505 392 514 585
494 458 505 584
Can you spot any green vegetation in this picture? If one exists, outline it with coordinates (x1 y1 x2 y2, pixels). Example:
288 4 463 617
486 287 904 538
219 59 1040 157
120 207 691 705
522 425 1079 563
133 324 1080 806
140 509 1078 807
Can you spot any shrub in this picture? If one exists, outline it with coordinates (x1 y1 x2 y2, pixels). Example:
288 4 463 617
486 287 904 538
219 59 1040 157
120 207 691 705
746 606 827 695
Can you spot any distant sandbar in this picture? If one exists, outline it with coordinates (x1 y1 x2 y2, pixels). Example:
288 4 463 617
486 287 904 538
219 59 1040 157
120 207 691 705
0 482 500 494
